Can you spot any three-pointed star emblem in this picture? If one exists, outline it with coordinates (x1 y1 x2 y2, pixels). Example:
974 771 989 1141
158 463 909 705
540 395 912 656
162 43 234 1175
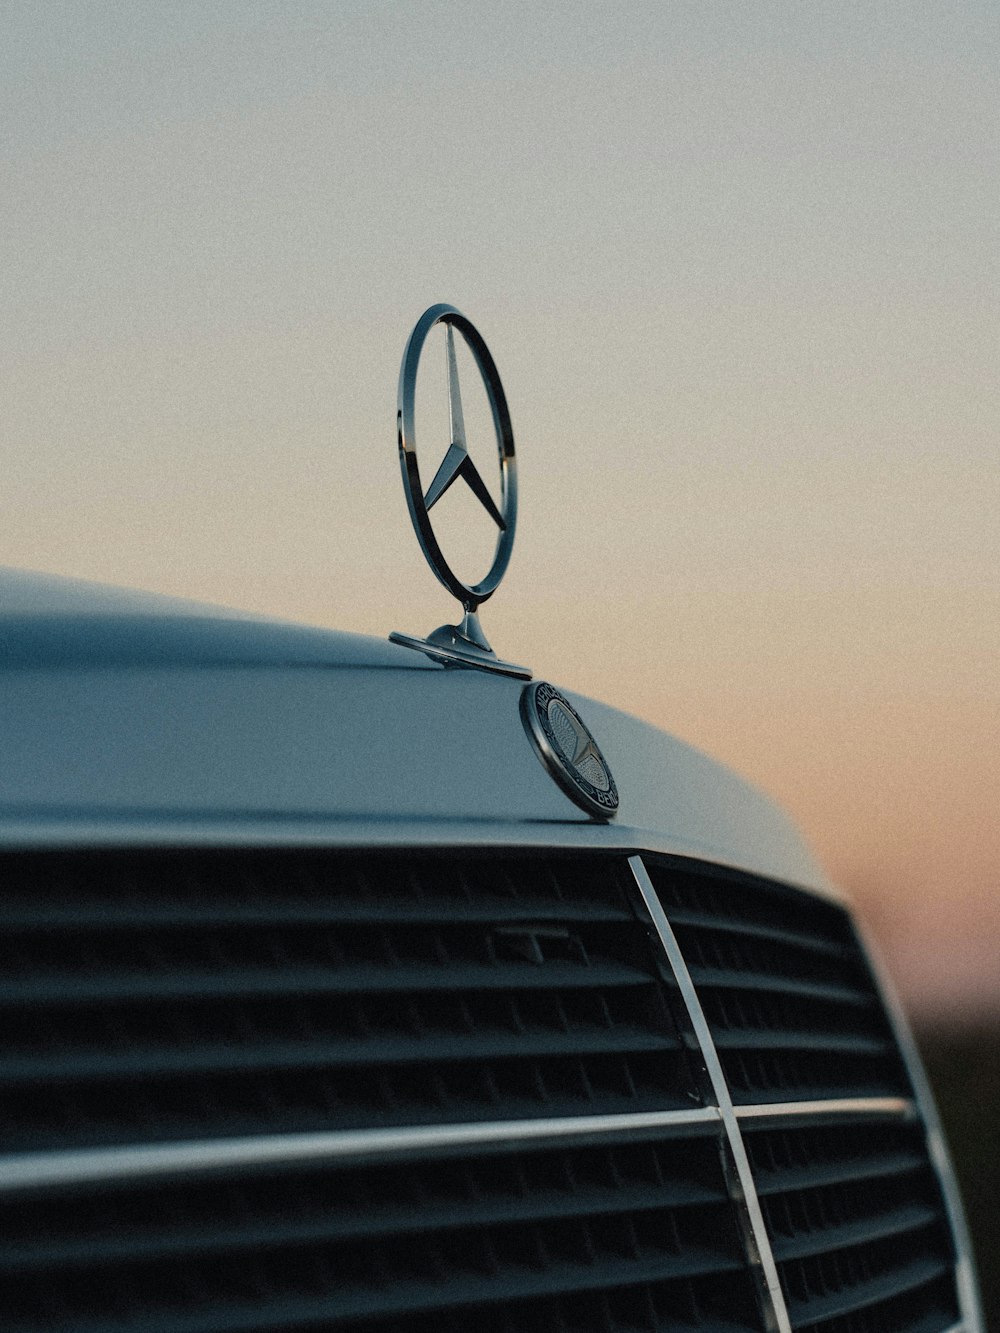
550 699 606 780
567 719 604 773
422 326 507 531
519 681 619 816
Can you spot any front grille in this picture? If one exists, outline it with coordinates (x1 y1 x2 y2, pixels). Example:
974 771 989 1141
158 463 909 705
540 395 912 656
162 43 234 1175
0 848 971 1332
1 850 732 1332
2 1129 762 1333
745 1122 959 1333
642 857 963 1333
1 852 698 1153
643 861 909 1106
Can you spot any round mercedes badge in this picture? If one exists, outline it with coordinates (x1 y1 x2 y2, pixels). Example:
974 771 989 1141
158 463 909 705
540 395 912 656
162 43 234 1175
520 681 619 819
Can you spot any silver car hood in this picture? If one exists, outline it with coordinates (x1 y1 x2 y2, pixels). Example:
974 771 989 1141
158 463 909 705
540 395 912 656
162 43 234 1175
0 566 833 896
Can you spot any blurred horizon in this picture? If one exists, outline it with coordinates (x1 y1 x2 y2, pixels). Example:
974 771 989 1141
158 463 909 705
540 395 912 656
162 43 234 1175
3 1 997 1025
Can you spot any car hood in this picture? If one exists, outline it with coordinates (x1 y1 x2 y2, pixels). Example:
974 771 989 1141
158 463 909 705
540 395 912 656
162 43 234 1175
0 566 834 896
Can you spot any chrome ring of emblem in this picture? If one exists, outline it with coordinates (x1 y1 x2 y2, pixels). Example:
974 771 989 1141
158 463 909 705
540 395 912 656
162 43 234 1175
520 681 619 820
396 303 516 609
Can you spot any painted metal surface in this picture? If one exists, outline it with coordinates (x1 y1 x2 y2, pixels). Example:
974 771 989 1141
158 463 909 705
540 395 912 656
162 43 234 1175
0 567 431 669
0 566 832 894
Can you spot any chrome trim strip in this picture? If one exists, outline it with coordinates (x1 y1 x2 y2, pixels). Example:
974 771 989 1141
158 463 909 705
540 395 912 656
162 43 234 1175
629 856 792 1333
734 1097 915 1126
854 918 985 1333
0 1107 721 1194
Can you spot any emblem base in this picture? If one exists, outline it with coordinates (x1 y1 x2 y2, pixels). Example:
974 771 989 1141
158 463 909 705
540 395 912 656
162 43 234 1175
390 616 532 680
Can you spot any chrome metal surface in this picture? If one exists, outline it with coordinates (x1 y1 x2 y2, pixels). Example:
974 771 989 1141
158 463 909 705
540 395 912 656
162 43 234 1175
421 326 506 530
396 304 516 608
628 855 792 1333
393 303 529 676
389 619 531 678
520 680 619 818
0 1107 722 1194
733 1097 916 1126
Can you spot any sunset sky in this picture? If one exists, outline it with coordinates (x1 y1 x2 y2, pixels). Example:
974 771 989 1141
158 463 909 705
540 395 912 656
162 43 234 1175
3 2 997 1020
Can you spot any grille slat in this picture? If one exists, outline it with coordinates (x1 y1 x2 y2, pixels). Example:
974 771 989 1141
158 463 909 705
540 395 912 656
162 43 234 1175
1 1016 682 1088
751 1143 926 1197
770 1202 941 1263
9 1251 750 1333
710 1027 890 1057
663 909 852 963
745 1123 930 1196
795 1278 959 1333
685 967 872 1009
0 956 655 1009
2 855 630 929
783 1254 954 1330
1 899 633 932
717 1052 904 1105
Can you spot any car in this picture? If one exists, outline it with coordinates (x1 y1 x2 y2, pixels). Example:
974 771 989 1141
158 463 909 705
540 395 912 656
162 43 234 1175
0 304 982 1333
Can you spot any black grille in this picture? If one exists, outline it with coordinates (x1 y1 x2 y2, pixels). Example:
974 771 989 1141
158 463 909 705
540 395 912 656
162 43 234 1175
745 1123 958 1333
1 1130 762 1333
643 860 910 1105
644 858 962 1333
0 848 969 1332
0 851 699 1153
0 850 748 1332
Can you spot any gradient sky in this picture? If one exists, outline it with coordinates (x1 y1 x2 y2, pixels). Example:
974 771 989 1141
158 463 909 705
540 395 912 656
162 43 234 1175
3 1 997 1019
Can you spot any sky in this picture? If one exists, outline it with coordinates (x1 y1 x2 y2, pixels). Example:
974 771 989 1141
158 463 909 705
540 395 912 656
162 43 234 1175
3 1 997 1021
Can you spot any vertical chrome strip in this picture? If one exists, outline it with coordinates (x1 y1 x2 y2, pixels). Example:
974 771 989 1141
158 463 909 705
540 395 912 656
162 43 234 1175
853 918 985 1333
628 856 792 1333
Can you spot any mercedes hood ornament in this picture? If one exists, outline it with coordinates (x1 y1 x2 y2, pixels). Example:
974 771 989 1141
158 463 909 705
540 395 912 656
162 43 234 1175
390 303 531 679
